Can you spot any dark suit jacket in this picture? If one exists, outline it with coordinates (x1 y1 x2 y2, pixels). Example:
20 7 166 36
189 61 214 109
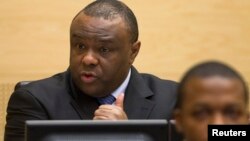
4 67 177 141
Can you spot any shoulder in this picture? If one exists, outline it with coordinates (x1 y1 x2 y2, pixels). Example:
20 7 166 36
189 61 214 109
141 73 177 86
13 71 70 100
140 73 178 92
130 67 178 91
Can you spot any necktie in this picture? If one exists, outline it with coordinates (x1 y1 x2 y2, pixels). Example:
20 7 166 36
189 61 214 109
97 95 116 105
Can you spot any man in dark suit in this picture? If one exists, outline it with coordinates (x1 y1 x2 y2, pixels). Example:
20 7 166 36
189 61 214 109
4 0 177 140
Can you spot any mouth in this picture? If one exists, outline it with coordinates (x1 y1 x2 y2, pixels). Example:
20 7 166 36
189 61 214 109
80 72 97 84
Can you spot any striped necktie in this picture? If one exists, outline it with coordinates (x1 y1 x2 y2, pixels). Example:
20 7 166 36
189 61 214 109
97 95 116 105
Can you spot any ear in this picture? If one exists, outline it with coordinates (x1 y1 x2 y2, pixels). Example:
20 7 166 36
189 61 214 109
173 109 184 133
129 40 141 64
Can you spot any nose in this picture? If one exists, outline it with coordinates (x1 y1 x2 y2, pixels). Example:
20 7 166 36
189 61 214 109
81 51 98 66
210 113 226 125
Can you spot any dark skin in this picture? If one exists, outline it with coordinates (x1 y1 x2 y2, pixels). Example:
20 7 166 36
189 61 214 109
174 76 249 141
69 12 141 120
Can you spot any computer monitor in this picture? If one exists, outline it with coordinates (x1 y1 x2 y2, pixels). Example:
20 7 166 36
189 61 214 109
25 120 168 141
168 120 183 141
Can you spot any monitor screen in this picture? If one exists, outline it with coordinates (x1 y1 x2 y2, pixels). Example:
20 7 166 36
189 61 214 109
25 120 168 141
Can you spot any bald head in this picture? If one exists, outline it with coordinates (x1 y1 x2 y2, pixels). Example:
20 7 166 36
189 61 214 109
175 61 249 109
72 0 138 43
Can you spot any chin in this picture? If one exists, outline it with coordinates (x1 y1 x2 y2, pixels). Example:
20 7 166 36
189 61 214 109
81 89 97 97
80 88 104 98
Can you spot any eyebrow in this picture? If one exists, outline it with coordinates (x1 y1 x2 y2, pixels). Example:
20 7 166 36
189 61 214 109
71 33 84 38
192 101 245 109
192 103 210 108
73 32 115 41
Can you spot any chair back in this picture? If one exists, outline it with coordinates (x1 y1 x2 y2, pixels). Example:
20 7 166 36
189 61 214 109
14 81 32 90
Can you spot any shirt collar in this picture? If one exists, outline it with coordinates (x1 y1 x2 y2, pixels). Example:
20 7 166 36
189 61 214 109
111 68 131 98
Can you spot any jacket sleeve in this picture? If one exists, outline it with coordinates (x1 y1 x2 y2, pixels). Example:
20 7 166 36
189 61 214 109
4 89 49 141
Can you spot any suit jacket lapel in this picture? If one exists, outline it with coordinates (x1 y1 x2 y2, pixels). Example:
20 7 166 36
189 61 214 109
66 71 99 119
70 94 99 119
67 66 155 119
124 67 155 119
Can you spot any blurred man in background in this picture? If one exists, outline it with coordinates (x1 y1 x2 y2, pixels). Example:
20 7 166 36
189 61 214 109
174 61 249 141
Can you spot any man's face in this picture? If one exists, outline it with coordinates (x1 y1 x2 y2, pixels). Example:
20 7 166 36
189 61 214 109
69 12 140 98
175 76 249 141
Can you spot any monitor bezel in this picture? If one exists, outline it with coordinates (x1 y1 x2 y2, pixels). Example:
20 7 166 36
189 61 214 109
25 119 168 141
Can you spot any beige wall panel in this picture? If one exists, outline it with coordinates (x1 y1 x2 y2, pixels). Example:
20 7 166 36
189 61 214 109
1 0 250 140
